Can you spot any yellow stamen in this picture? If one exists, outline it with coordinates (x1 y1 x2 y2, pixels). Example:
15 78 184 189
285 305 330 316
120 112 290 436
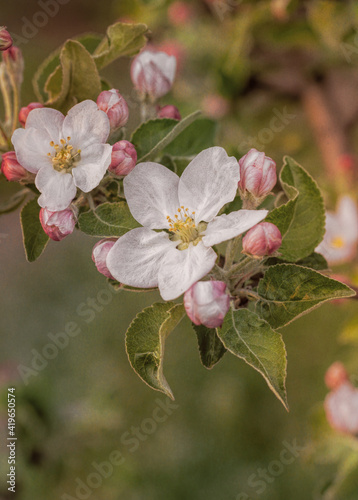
48 137 81 173
331 236 345 249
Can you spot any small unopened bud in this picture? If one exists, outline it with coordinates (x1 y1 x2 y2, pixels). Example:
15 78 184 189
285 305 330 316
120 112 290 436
157 104 181 120
131 49 177 100
242 222 282 257
0 27 12 51
19 102 44 127
1 151 30 182
92 239 117 279
109 140 137 176
324 382 358 435
184 281 230 329
96 89 129 130
238 149 277 199
2 46 24 84
325 362 349 390
168 2 193 27
39 207 77 241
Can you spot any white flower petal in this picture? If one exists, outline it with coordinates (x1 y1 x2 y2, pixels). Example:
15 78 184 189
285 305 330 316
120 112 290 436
62 100 110 149
36 166 77 211
25 107 64 142
337 195 358 244
106 227 176 288
12 128 53 173
158 242 217 300
178 147 240 223
124 162 180 229
202 209 268 247
72 143 112 192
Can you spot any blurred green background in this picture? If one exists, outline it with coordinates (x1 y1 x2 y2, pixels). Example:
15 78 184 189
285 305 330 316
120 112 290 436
1 1 358 499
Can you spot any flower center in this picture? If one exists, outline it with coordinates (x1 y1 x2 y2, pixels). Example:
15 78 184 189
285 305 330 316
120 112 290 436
48 137 81 173
167 207 207 250
331 236 345 249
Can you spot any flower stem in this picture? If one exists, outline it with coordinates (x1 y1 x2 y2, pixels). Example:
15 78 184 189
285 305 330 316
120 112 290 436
0 65 12 126
86 193 96 211
224 235 242 271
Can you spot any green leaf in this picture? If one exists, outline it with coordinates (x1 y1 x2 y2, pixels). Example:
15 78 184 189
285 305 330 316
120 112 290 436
256 264 355 329
163 118 217 157
20 199 49 262
0 189 28 215
125 302 185 399
46 40 102 112
266 156 325 262
266 252 329 271
218 309 288 409
131 111 202 162
78 202 140 237
32 47 61 102
192 324 227 369
93 22 148 69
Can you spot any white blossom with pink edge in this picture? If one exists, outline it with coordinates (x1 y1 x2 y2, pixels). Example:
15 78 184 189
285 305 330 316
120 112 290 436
107 147 268 300
131 49 177 100
325 382 358 435
316 195 358 265
92 239 117 279
184 281 230 328
11 100 112 211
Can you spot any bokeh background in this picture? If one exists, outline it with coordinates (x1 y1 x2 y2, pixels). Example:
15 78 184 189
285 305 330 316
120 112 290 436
1 1 358 499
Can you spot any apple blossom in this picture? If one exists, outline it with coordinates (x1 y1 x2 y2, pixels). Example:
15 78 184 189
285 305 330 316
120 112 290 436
39 206 77 241
107 147 268 300
157 104 181 120
131 49 177 100
325 381 358 435
18 102 44 127
11 100 112 211
92 239 117 279
315 195 358 265
238 148 277 199
242 222 282 257
184 281 230 328
1 151 31 182
109 140 137 176
0 27 12 51
96 89 129 130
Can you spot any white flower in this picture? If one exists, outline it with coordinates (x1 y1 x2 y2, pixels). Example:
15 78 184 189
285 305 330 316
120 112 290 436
316 195 358 265
11 100 112 211
131 49 177 100
107 147 268 300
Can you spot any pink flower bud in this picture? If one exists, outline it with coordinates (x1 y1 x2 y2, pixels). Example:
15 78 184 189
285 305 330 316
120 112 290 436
1 151 29 182
131 49 177 100
168 2 193 27
0 27 12 51
184 281 230 329
109 140 137 176
39 207 77 242
18 102 44 127
158 40 186 72
92 239 117 279
238 149 277 198
2 46 24 84
242 222 282 257
96 89 129 130
157 104 181 120
325 382 358 435
325 362 349 390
